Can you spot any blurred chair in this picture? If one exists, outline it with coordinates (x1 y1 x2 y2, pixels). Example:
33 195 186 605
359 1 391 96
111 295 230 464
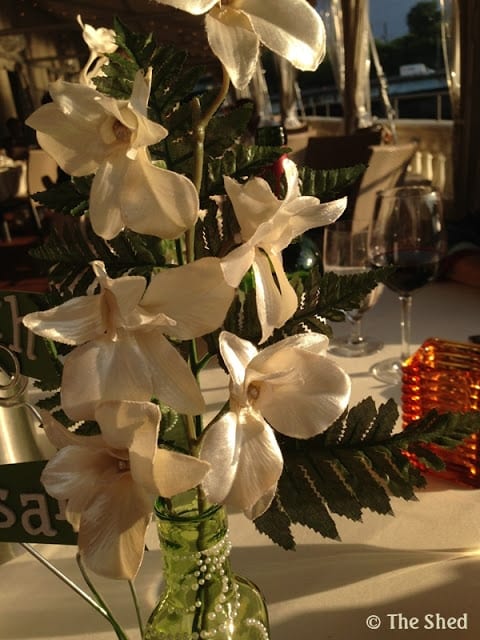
304 128 384 225
304 128 383 170
351 142 418 232
304 132 416 233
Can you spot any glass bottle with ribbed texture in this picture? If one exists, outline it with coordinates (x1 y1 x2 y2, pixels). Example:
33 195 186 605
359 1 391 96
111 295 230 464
143 494 270 640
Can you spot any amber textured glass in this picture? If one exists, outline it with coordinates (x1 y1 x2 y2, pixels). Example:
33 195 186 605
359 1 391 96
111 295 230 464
402 337 480 486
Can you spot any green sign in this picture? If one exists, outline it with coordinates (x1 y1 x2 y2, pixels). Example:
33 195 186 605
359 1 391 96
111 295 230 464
0 460 77 545
0 291 60 386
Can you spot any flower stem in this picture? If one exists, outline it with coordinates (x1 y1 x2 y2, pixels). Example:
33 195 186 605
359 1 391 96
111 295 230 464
20 544 130 639
128 579 144 639
76 553 131 640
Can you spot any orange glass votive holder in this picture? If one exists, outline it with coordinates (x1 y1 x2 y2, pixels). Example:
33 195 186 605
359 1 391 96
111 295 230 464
402 337 480 487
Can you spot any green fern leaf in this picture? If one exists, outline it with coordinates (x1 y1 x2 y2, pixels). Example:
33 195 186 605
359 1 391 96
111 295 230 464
299 164 366 201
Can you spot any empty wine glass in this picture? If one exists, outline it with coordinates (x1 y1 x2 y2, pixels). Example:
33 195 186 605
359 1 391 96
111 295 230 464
323 220 384 357
368 185 447 384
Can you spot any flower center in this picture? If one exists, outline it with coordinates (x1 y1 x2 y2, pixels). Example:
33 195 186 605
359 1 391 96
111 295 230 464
247 382 261 401
117 459 130 472
112 119 131 143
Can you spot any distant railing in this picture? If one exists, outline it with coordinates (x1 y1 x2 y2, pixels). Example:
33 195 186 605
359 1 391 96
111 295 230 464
300 88 451 121
290 72 451 122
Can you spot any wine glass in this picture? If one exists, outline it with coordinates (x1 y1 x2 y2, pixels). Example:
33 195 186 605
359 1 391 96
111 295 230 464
323 220 384 357
368 185 447 384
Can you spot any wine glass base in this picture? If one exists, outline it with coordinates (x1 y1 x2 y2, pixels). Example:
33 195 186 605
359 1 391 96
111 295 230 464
328 336 384 358
369 357 404 384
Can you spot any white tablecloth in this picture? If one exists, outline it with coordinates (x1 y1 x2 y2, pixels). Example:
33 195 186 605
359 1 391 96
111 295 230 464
1 281 480 640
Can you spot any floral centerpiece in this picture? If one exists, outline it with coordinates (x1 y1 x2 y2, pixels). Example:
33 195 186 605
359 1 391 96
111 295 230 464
7 2 477 639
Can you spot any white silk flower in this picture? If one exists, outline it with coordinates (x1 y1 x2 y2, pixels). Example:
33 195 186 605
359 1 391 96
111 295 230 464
40 401 210 579
153 0 326 89
220 158 347 342
26 68 199 240
199 331 351 519
76 14 118 86
23 259 234 420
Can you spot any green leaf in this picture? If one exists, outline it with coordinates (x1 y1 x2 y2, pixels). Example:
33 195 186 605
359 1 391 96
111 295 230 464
256 400 480 548
299 164 366 201
254 497 295 550
205 144 287 199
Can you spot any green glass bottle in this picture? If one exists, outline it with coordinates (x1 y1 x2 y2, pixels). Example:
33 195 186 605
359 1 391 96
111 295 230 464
143 494 270 640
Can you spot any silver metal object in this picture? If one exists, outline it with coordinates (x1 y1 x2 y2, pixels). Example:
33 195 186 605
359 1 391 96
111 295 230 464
0 345 43 563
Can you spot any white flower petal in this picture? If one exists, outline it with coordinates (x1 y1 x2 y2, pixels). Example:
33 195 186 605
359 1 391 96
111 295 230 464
244 0 326 71
153 0 217 14
61 337 154 421
255 347 351 436
199 412 239 504
220 241 255 288
39 409 105 451
224 175 279 240
219 332 258 388
78 473 152 579
29 106 102 177
22 295 104 345
253 249 298 343
151 449 210 498
136 331 206 415
89 155 127 239
120 148 199 239
141 258 234 339
128 68 151 118
221 415 282 519
281 196 348 243
41 446 112 516
100 271 148 323
206 8 259 90
94 400 160 451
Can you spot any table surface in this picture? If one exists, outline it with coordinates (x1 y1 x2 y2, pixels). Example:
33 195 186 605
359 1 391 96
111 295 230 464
1 280 480 640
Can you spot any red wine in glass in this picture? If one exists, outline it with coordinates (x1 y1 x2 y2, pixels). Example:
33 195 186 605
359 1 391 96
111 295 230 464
368 186 446 384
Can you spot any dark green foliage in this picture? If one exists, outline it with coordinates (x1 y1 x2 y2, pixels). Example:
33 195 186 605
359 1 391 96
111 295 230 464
30 219 169 293
299 164 366 201
205 144 288 198
255 401 480 549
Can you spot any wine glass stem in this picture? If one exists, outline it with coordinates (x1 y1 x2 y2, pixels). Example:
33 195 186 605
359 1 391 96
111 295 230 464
348 318 363 345
399 294 412 362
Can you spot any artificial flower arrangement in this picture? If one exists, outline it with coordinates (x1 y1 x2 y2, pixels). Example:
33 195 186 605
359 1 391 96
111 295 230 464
6 1 477 638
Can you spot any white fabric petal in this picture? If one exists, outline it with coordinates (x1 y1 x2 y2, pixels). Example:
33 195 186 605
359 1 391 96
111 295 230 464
280 196 348 245
99 271 148 324
39 409 105 451
220 241 255 288
219 331 258 388
61 337 154 421
199 412 239 504
243 0 326 71
135 331 205 415
89 154 127 239
224 175 279 240
206 8 259 90
78 473 152 579
153 0 217 14
120 148 199 239
253 346 351 437
30 107 102 177
226 420 282 519
94 400 160 451
22 295 104 345
141 258 234 339
41 446 111 520
253 249 298 343
128 69 151 119
150 449 210 498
